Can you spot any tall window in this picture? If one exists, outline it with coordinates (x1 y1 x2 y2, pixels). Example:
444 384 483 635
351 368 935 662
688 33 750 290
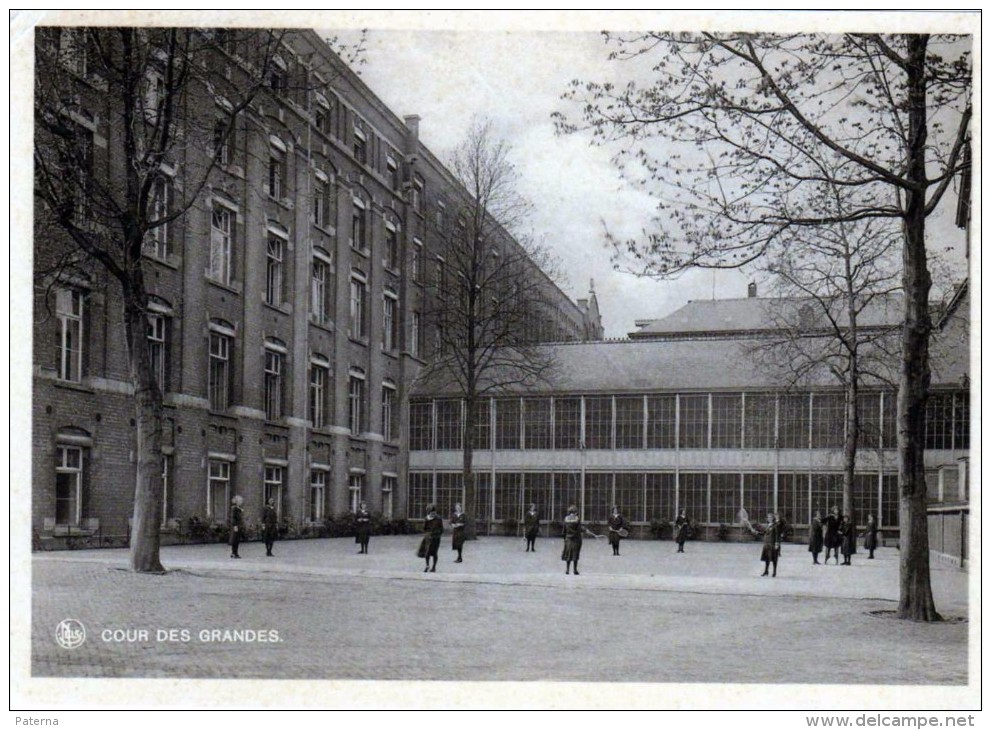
313 175 332 228
495 473 522 521
351 200 367 251
679 395 709 449
349 271 367 339
435 399 462 450
646 395 676 449
311 249 332 324
409 400 433 451
147 313 166 392
309 357 329 428
207 459 230 521
145 175 171 258
411 238 423 282
382 382 397 441
744 394 777 449
554 397 581 450
384 225 399 270
412 175 424 214
711 394 742 449
615 396 644 449
743 473 774 523
55 446 83 526
208 323 232 411
349 368 366 436
523 398 552 450
309 470 326 521
270 63 287 98
209 204 234 285
213 117 234 167
382 476 396 519
387 155 400 191
410 311 421 357
69 120 94 225
778 394 810 449
679 473 708 522
55 288 84 382
265 234 284 306
811 393 845 449
710 473 739 524
352 124 367 165
264 343 284 420
264 466 284 519
268 149 285 199
349 473 364 512
382 293 398 351
495 398 521 450
584 396 612 449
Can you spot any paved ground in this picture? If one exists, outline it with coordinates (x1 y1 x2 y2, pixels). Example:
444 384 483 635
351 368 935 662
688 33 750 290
31 535 969 683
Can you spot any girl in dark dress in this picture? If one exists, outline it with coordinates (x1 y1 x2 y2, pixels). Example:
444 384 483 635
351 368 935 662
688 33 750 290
561 505 597 575
229 495 244 559
808 510 824 565
839 513 856 565
760 513 782 577
524 504 540 552
608 505 627 556
262 497 278 557
823 506 841 564
862 513 879 559
423 505 443 572
355 501 372 554
451 503 467 563
674 509 690 553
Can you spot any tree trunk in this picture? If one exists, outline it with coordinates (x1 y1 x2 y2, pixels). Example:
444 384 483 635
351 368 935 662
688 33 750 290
124 286 165 573
462 395 478 540
897 34 940 621
842 375 858 519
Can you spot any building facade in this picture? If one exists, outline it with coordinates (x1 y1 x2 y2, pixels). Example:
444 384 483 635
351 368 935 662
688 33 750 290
408 291 970 537
32 28 599 544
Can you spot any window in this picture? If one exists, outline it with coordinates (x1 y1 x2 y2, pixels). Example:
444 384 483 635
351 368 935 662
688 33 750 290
310 470 326 522
646 395 676 449
436 200 446 230
779 473 810 526
55 288 84 382
387 155 400 192
270 63 287 98
264 343 285 420
145 174 172 258
679 395 709 449
523 398 552 450
207 459 230 521
410 311 421 357
469 399 491 450
314 95 331 135
311 248 332 324
584 472 612 523
352 123 367 165
523 473 552 521
495 473 522 522
408 472 434 520
744 394 776 449
209 204 234 285
778 394 810 449
382 382 397 441
435 399 462 450
349 473 364 512
858 393 883 449
554 397 581 450
265 234 284 306
268 150 285 199
309 356 329 428
349 368 366 436
645 473 675 524
351 199 367 251
743 474 774 525
384 225 399 271
55 446 83 526
811 393 845 449
313 176 333 228
213 116 235 167
584 397 612 449
710 473 739 524
409 400 433 451
678 473 708 522
411 238 423 282
495 398 521 450
264 466 284 519
349 271 367 339
924 392 955 450
382 293 398 351
553 472 581 521
615 396 644 449
208 322 232 411
382 476 396 519
436 473 462 519
412 175 424 214
711 394 742 449
147 313 166 392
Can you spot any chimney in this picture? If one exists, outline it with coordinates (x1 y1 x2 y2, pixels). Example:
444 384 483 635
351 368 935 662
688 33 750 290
748 282 758 298
403 115 420 157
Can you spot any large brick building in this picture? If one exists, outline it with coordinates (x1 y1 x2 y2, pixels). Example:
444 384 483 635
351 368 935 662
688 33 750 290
32 27 600 544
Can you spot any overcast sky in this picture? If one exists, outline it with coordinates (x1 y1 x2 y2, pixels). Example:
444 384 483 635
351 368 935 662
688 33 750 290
335 28 968 338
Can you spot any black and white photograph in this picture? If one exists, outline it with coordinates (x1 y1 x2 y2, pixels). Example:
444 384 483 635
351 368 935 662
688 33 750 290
11 9 979 713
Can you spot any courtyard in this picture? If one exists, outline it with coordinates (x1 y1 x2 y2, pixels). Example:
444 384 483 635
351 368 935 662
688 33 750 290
30 535 969 686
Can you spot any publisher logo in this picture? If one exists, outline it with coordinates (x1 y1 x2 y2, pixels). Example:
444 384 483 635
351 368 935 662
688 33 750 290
55 619 86 649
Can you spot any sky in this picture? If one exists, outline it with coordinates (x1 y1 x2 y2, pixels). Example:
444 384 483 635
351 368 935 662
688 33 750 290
330 26 970 338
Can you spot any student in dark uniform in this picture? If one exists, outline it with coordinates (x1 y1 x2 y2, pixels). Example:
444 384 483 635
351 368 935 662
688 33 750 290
674 509 690 553
808 510 824 565
261 497 278 557
451 503 467 563
823 506 841 564
355 501 372 554
423 504 443 573
229 495 244 559
862 513 879 559
839 513 856 566
760 512 782 577
524 503 540 552
608 505 627 556
561 505 597 575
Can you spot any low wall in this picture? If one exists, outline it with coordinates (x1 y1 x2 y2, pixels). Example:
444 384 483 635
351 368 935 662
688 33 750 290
927 504 968 570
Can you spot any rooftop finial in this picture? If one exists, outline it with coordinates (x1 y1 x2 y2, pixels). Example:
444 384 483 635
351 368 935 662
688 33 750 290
589 278 595 294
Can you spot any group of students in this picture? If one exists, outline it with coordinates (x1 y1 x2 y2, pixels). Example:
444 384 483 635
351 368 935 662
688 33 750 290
807 506 880 565
227 495 281 559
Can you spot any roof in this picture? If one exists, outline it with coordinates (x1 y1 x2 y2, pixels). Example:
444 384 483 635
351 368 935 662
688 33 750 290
629 294 904 339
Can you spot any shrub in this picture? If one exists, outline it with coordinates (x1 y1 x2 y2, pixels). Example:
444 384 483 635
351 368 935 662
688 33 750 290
503 517 519 536
649 519 670 540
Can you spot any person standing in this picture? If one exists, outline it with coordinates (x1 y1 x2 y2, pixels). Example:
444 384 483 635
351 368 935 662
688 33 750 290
674 509 690 553
423 504 443 573
451 503 467 563
760 512 783 577
862 513 879 559
229 495 244 559
261 497 278 557
561 505 597 575
524 503 540 552
808 510 824 565
355 501 372 555
608 505 627 556
839 513 856 566
823 506 841 564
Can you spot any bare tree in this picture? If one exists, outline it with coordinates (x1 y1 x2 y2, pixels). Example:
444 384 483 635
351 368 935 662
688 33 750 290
555 33 970 620
416 120 559 538
33 27 361 572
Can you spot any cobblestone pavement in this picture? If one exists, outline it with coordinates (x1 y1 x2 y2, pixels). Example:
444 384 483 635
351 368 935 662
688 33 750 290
31 536 969 683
